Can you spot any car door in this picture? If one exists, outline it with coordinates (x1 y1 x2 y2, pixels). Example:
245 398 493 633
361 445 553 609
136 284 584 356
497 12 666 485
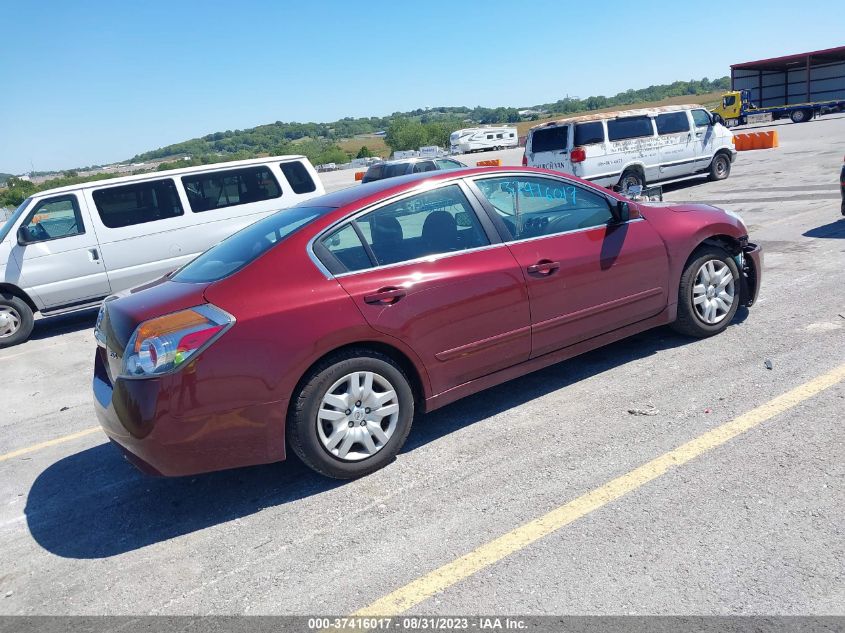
656 111 696 179
470 174 669 358
691 108 717 170
11 193 111 309
318 182 531 394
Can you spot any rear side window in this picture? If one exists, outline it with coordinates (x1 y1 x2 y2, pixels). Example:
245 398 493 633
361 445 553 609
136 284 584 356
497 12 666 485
172 205 333 282
412 161 436 173
656 112 690 135
530 126 569 153
573 122 604 145
607 116 654 141
280 161 317 194
320 223 371 272
181 166 281 212
92 180 183 228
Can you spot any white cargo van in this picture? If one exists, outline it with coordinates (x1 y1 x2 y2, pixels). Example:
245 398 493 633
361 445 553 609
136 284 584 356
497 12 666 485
524 105 736 191
450 126 518 153
0 156 324 347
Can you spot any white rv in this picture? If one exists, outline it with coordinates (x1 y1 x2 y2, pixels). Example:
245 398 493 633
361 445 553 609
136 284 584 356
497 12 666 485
449 127 518 153
0 156 324 347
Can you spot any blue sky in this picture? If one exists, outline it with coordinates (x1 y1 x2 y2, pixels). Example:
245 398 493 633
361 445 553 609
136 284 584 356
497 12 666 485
1 0 841 173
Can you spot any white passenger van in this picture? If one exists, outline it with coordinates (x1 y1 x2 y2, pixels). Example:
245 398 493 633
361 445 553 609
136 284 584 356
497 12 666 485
450 126 518 153
524 105 736 191
0 156 324 347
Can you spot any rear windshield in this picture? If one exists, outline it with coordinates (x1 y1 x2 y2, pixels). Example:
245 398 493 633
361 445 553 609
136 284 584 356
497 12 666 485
530 126 569 153
172 206 334 283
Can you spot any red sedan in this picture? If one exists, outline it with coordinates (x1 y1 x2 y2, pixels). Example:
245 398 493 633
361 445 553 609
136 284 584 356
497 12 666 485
93 167 762 479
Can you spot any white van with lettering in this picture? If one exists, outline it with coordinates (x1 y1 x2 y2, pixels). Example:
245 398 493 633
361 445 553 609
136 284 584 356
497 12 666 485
0 156 324 347
524 105 736 191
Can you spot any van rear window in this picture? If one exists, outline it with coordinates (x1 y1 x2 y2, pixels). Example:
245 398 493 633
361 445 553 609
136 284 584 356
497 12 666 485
607 116 654 141
280 161 317 194
574 122 604 146
182 166 282 212
92 180 183 228
530 126 569 153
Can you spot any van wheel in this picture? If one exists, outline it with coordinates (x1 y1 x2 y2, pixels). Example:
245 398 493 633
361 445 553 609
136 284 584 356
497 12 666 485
708 153 731 181
0 294 35 348
671 246 740 338
287 349 415 479
618 169 644 193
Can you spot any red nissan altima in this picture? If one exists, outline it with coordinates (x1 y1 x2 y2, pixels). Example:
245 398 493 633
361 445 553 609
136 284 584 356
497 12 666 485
93 167 762 479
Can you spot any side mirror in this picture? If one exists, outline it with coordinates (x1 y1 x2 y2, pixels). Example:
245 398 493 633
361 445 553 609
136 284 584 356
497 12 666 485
16 226 31 245
612 200 630 223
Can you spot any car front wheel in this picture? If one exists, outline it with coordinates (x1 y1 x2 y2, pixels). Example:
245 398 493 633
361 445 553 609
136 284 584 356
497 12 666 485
287 350 414 479
671 246 740 338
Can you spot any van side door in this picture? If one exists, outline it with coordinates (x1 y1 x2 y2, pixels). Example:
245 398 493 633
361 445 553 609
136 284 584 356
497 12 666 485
691 108 717 170
656 111 696 179
11 193 111 309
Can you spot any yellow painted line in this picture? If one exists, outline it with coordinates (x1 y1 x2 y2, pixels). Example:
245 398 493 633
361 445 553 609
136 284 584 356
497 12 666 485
355 362 845 616
0 427 100 463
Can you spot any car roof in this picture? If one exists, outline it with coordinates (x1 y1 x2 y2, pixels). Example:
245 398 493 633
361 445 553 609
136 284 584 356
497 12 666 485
530 104 704 129
25 155 309 198
298 165 606 213
371 156 446 167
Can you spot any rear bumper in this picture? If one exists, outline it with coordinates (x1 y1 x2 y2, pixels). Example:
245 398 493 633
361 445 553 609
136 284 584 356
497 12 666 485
741 242 762 307
93 349 287 477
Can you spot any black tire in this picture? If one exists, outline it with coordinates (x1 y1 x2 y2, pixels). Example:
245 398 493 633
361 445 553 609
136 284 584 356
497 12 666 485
287 349 415 479
708 153 731 181
790 109 812 123
671 246 741 338
617 169 645 194
0 293 35 349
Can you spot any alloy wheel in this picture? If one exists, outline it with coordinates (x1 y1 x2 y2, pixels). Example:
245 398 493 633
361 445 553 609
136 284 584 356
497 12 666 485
692 260 735 325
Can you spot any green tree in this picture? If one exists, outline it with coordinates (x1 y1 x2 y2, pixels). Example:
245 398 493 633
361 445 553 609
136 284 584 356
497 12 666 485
0 177 37 207
356 146 373 158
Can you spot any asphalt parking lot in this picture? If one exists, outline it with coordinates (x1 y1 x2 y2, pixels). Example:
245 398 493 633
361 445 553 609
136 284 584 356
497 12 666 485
1 115 843 616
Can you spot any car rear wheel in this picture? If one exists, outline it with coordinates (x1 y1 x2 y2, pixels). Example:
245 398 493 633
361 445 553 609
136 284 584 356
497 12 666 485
671 246 740 338
287 349 414 479
0 294 34 349
708 153 731 181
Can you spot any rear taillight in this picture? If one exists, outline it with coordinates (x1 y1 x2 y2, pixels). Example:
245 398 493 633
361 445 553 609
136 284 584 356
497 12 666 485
522 152 527 166
121 304 234 378
570 147 586 163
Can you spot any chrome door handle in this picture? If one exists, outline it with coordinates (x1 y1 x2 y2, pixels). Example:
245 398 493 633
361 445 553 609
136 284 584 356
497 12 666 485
527 260 560 275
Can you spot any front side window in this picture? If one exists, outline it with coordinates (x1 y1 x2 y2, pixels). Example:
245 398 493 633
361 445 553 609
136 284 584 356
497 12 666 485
92 179 183 228
19 195 84 243
574 121 604 146
691 109 712 127
474 176 613 240
353 184 489 267
530 125 569 153
723 95 736 107
656 112 691 135
280 161 317 194
182 166 281 212
435 159 464 169
607 116 654 141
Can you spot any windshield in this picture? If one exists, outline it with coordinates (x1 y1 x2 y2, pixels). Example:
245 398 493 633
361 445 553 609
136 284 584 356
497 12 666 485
172 205 335 283
0 198 32 244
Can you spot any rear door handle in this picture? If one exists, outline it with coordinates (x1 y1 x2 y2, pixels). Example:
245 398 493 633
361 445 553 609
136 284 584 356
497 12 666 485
364 287 406 305
88 248 100 262
526 260 560 275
